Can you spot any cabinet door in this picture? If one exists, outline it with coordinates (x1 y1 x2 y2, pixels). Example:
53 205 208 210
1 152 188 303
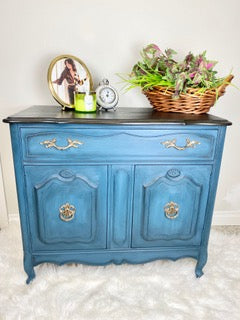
132 165 212 247
24 166 107 251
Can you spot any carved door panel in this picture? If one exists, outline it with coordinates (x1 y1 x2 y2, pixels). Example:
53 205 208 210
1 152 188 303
132 165 212 247
109 165 134 248
24 166 107 251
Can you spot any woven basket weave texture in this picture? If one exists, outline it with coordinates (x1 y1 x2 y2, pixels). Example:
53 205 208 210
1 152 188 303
143 75 234 114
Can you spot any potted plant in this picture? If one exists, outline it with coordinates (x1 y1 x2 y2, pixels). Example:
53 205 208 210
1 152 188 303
123 44 233 114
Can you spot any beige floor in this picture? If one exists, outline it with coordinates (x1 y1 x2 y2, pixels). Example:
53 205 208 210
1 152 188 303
213 225 240 234
0 220 240 320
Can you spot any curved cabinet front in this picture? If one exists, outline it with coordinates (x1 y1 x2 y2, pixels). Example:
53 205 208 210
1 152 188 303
24 166 108 251
5 111 229 282
132 165 212 247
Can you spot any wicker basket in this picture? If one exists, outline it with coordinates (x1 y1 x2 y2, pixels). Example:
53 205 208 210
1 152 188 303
143 74 234 114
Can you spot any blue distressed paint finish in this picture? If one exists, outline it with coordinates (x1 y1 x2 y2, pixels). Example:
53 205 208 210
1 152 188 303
109 166 134 249
6 112 229 283
21 126 218 162
24 166 107 251
132 165 212 247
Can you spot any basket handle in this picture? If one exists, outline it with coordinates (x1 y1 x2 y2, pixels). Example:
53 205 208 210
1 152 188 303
217 74 234 93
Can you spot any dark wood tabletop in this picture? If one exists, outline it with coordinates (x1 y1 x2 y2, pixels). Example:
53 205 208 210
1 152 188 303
3 105 232 125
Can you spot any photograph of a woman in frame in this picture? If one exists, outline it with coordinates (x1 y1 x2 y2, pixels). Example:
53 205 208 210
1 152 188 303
52 58 88 105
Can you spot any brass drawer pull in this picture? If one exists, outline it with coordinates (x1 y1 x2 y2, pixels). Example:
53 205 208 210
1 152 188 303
40 138 83 150
161 138 200 151
59 203 76 222
164 201 179 219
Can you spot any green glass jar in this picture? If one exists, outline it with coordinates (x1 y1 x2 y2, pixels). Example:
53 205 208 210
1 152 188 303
74 92 97 113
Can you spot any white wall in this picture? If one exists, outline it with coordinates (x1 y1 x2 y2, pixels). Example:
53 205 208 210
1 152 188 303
0 0 240 224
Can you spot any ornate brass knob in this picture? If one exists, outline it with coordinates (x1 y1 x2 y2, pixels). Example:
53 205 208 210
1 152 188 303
40 138 83 150
59 203 76 222
164 201 179 219
161 138 200 151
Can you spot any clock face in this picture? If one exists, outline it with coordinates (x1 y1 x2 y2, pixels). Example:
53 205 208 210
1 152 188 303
99 88 116 104
96 80 119 110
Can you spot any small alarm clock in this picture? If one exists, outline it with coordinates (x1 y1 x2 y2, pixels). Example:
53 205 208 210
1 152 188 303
96 79 119 111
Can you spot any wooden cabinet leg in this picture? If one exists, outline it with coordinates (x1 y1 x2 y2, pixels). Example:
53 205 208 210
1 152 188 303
195 249 208 278
24 252 35 284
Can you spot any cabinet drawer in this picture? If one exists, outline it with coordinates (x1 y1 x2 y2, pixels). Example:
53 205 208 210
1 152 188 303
21 127 218 162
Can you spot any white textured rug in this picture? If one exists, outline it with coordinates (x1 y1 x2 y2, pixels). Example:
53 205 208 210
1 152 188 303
0 219 240 320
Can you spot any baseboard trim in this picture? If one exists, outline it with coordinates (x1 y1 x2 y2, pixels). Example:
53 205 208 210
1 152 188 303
8 213 19 222
8 211 240 226
0 160 8 228
212 210 240 225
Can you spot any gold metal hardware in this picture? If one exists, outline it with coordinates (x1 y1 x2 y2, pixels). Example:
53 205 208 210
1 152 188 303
59 203 76 222
164 201 179 219
40 138 83 150
161 138 200 151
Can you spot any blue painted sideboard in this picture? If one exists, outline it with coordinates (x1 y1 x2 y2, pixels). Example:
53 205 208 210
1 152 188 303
3 106 231 283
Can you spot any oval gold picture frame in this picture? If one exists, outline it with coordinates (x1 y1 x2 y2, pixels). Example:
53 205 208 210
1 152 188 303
47 54 93 109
